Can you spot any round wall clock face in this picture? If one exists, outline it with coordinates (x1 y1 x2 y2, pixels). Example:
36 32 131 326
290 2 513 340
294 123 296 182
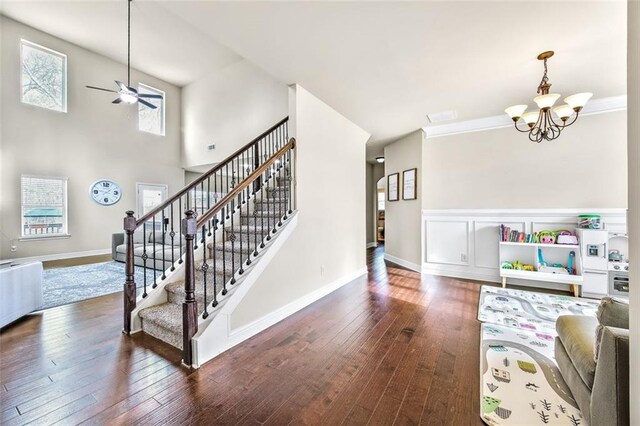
89 179 122 206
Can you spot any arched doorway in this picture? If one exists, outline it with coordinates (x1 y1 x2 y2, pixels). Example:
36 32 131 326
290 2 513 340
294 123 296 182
376 177 385 243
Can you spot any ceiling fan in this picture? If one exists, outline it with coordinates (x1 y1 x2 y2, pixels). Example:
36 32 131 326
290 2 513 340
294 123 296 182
86 0 162 109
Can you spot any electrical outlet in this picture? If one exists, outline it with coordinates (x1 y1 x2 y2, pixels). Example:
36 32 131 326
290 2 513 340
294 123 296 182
320 265 325 276
10 240 17 252
461 253 467 262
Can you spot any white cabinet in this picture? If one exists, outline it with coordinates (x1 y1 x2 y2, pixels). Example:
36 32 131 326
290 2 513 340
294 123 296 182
582 270 608 297
499 242 582 297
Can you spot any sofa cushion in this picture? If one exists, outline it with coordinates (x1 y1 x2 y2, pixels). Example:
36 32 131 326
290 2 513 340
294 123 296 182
556 315 598 390
597 297 629 329
133 244 166 258
116 243 142 255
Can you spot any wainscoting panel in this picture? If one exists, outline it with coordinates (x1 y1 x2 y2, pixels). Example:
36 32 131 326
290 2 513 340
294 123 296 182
421 209 627 289
424 220 469 266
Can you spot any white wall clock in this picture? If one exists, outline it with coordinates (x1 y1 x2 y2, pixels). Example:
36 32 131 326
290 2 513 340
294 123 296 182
89 179 122 206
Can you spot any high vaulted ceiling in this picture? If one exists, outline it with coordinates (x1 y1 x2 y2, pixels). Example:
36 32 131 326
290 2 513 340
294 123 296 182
1 1 627 161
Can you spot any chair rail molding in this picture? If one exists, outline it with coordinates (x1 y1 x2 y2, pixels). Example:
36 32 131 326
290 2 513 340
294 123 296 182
423 95 627 139
421 208 627 290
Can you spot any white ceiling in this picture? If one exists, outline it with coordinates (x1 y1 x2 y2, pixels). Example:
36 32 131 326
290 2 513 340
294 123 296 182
0 0 242 86
1 1 627 161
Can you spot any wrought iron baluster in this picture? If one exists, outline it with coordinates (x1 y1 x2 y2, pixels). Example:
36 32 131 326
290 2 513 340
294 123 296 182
238 189 244 275
161 210 167 280
212 218 218 307
178 197 184 264
152 215 157 288
207 176 212 236
246 182 252 266
201 225 209 319
142 221 148 297
230 194 236 285
170 204 176 271
288 148 293 214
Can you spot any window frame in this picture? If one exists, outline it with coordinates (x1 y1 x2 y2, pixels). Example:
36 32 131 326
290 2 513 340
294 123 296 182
20 174 69 240
137 83 165 136
20 39 68 113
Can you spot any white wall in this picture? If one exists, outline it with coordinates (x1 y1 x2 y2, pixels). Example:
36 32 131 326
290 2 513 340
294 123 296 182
0 16 183 260
230 84 370 329
423 111 628 209
181 59 288 169
627 1 639 423
383 130 423 270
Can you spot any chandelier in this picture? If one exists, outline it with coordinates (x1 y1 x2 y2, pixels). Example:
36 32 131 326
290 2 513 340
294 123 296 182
505 51 592 143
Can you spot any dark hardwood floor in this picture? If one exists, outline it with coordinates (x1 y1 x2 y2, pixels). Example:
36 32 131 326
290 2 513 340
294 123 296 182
1 246 487 425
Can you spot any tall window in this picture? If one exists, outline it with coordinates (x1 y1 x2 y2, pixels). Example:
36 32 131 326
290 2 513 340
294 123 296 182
377 190 385 211
138 83 165 136
21 175 68 238
20 40 67 112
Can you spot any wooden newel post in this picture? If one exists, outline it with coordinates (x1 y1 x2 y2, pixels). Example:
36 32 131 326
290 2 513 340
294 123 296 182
123 210 137 334
182 210 198 366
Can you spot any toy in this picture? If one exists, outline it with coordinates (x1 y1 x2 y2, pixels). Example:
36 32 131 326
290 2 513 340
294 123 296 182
501 262 514 269
513 260 523 270
538 231 556 244
523 264 535 272
567 251 575 275
609 249 624 262
556 230 578 245
537 248 569 274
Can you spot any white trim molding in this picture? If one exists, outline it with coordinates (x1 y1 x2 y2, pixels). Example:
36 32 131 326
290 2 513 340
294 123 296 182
423 95 627 139
383 253 421 272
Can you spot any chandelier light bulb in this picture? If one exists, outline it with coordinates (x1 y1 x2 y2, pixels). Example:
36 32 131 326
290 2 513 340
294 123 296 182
564 92 593 111
552 104 574 120
376 157 385 163
533 93 561 110
504 105 528 121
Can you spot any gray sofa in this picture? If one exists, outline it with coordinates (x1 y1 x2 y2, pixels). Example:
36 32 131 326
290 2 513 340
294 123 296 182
555 297 629 426
112 230 183 271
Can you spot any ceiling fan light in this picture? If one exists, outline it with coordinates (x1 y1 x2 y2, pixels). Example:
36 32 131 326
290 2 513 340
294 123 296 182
521 111 540 125
564 92 593 111
120 92 137 104
504 105 528 121
533 93 561 110
552 104 574 120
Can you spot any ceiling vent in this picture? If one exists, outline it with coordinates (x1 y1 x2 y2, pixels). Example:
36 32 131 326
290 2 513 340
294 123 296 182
426 110 458 123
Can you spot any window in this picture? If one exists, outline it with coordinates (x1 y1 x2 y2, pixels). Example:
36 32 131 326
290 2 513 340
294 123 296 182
20 40 67 112
138 83 165 136
136 183 168 217
21 175 68 238
377 190 385 211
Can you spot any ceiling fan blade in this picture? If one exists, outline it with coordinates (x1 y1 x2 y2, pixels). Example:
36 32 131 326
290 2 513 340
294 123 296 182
115 80 128 91
138 93 163 99
138 98 157 109
112 97 123 104
86 85 117 93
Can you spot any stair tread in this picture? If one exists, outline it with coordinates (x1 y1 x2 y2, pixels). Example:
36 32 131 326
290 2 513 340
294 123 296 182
139 303 182 334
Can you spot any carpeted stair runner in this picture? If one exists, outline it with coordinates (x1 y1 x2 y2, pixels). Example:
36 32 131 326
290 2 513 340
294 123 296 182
138 173 291 350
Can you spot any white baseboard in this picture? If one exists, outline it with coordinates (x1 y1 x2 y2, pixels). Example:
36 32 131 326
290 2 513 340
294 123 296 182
3 248 111 264
366 242 378 249
228 266 368 346
383 253 421 272
421 264 500 283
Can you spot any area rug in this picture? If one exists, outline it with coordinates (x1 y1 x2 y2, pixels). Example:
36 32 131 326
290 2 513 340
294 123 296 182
478 285 598 425
42 262 156 309
481 324 584 425
478 285 599 335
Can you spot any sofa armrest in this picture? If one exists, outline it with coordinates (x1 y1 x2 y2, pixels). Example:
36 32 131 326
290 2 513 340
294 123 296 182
112 233 125 260
591 326 629 426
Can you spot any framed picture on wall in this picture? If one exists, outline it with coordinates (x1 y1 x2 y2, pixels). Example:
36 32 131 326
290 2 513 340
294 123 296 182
388 173 399 201
402 168 417 200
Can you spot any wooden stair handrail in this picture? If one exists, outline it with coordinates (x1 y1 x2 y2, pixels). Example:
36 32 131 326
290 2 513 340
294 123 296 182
196 138 295 229
135 117 289 226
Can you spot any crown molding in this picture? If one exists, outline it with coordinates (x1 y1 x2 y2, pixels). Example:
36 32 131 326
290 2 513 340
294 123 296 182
423 95 627 139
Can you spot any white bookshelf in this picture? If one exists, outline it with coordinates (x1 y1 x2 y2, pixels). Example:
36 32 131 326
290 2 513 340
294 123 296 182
499 241 583 296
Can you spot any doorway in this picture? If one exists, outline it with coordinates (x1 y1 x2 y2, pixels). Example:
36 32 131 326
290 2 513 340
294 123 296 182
376 177 385 243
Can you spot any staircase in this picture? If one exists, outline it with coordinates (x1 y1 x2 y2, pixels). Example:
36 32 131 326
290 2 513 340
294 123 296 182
137 174 291 351
120 118 297 367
